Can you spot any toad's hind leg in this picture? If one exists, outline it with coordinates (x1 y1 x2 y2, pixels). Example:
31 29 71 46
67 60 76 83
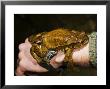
30 46 41 63
64 48 74 71
64 47 73 62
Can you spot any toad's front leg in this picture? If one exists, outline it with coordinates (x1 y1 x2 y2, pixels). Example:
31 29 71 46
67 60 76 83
30 46 42 63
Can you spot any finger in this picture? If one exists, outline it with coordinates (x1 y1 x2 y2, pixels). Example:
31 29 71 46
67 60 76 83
24 62 48 73
18 44 38 67
28 64 48 73
54 50 65 63
19 42 32 51
18 43 32 60
19 47 38 64
19 58 48 73
50 50 65 68
18 51 30 61
15 66 25 76
19 43 28 51
25 38 32 47
18 51 24 60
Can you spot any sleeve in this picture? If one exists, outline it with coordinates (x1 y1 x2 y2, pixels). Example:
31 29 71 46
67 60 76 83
88 32 97 67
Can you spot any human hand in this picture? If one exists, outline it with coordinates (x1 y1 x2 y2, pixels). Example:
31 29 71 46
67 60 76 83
72 43 90 66
16 37 90 76
16 38 65 76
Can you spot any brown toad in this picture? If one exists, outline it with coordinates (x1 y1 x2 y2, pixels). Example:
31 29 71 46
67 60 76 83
28 28 89 65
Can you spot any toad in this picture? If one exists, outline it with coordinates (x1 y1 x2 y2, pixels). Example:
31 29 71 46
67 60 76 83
28 28 89 67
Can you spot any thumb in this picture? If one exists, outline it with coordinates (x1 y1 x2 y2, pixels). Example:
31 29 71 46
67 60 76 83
50 51 65 68
54 50 65 63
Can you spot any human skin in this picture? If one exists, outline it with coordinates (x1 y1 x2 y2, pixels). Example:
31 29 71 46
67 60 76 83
16 38 89 76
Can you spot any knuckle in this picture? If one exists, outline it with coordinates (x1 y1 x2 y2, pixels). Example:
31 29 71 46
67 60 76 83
19 60 24 68
18 52 23 59
19 43 26 51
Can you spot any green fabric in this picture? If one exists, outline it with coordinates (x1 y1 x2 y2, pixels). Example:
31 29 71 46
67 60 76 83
88 32 97 67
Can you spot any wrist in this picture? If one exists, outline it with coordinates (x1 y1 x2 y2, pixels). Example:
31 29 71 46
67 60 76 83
72 43 90 66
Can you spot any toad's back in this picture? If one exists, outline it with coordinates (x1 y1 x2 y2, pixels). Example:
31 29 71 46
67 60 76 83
43 29 79 48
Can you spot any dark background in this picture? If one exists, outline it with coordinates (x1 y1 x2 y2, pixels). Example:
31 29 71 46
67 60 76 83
14 14 97 75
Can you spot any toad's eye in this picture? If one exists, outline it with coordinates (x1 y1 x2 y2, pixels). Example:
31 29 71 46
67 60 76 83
34 35 43 45
36 40 42 45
